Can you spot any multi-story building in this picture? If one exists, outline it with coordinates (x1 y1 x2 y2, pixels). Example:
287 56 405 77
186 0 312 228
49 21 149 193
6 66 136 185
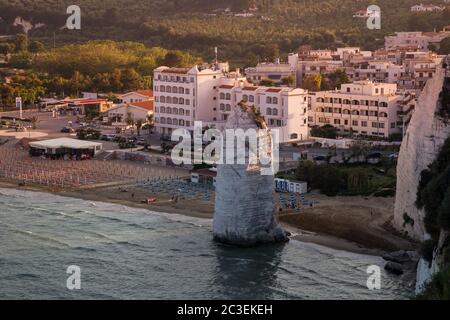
215 84 309 142
385 31 450 51
288 53 343 86
308 81 408 138
153 63 231 136
245 61 296 86
153 63 309 143
346 61 406 83
410 4 445 12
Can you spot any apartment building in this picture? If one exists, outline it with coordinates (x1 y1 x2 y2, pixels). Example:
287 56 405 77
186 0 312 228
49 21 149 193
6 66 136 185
385 31 450 51
346 61 405 83
153 63 231 136
153 63 309 143
288 53 343 86
245 61 296 86
308 81 407 138
216 84 309 142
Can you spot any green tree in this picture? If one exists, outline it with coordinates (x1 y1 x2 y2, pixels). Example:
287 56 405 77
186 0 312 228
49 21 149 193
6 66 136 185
310 124 337 139
28 41 45 54
281 75 295 87
302 74 322 92
259 79 276 87
438 37 450 55
14 34 28 52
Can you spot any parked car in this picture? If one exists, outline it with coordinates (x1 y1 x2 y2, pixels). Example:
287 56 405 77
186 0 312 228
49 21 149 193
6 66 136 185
61 127 75 133
101 134 116 141
136 138 147 146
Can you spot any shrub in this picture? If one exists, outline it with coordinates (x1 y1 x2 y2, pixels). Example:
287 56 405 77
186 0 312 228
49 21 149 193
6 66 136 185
416 267 450 300
373 188 395 197
419 239 438 264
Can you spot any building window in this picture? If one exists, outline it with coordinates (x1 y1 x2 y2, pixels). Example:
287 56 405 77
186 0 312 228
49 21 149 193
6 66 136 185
272 108 278 116
220 93 225 100
243 95 248 101
226 104 231 111
267 108 272 116
361 121 367 127
267 97 272 104
249 95 254 102
220 103 225 111
226 93 231 100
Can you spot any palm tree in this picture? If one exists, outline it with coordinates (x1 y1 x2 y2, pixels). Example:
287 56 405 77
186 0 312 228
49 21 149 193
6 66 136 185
29 116 39 130
146 114 154 136
136 119 143 137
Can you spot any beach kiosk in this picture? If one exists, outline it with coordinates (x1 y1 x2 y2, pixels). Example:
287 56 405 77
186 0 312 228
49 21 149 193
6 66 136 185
29 138 103 160
275 178 308 194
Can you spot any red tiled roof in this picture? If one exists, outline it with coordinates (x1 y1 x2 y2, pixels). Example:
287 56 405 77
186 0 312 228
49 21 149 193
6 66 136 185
242 86 258 91
266 88 282 93
135 90 153 98
219 85 234 89
129 100 154 111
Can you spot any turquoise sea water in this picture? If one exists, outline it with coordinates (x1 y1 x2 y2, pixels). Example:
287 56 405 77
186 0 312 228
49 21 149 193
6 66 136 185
0 188 413 299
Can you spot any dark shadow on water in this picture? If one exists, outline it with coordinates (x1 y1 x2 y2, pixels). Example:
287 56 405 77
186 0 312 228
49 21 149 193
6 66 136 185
212 242 290 299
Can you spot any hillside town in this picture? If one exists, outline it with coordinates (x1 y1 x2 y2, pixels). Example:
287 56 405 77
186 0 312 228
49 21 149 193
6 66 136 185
1 29 449 172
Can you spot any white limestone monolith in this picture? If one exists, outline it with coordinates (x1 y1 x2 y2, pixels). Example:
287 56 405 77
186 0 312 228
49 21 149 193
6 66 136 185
213 103 288 246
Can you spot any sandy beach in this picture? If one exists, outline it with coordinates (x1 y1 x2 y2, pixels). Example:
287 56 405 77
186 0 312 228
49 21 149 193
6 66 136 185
0 178 418 256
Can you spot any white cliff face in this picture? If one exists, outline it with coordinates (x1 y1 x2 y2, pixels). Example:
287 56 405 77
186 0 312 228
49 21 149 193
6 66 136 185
213 105 288 246
394 63 450 241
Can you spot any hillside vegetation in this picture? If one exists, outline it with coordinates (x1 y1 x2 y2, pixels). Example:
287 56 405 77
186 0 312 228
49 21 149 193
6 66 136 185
0 0 449 65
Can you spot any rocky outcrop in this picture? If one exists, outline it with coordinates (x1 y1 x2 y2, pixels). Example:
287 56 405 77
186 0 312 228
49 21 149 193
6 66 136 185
213 103 288 246
394 59 450 241
394 56 450 294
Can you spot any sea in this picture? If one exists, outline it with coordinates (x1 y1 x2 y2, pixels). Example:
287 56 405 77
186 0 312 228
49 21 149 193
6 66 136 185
0 188 414 300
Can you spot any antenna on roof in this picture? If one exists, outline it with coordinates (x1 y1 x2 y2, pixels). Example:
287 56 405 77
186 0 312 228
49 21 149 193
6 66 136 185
214 47 218 65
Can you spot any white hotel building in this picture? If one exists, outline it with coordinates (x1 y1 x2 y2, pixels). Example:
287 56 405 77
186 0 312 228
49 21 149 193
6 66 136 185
308 81 407 138
153 64 309 143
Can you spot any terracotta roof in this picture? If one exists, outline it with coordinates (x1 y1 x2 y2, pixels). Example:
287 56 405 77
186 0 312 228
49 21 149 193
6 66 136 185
135 90 153 98
161 68 190 74
266 88 283 93
129 100 154 111
219 85 234 89
242 86 258 91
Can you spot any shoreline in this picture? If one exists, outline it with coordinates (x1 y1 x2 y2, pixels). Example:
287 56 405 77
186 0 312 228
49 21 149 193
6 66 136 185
0 180 417 256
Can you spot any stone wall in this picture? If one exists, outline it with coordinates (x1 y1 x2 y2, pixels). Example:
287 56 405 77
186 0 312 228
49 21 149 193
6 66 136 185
394 62 450 241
